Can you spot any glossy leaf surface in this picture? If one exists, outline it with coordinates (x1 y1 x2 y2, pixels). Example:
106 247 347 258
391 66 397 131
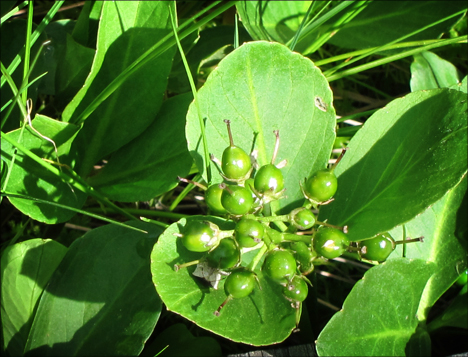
24 221 162 356
151 216 297 346
1 239 67 356
62 1 176 176
316 259 436 356
319 89 467 242
410 51 461 92
2 115 86 224
186 41 336 212
87 93 193 202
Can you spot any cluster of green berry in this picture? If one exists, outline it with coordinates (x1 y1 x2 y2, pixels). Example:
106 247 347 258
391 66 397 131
174 120 422 318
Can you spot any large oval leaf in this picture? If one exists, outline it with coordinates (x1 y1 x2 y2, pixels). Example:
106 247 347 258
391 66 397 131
62 1 176 177
319 88 467 241
186 41 336 213
316 258 436 356
24 221 162 356
150 216 297 346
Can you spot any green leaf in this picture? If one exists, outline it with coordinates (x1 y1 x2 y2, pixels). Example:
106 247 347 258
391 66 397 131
55 33 95 106
186 41 336 212
326 1 467 52
1 239 67 357
140 323 222 357
319 89 468 242
449 75 468 93
1 115 87 224
410 51 461 91
62 1 176 177
23 221 162 356
87 93 193 202
236 1 312 43
151 216 297 346
387 177 467 319
316 258 436 356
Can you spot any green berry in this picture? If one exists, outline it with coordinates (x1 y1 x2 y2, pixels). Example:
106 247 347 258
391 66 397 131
205 184 228 215
254 164 284 194
290 241 315 275
224 269 256 299
235 218 264 248
222 146 252 180
358 232 396 262
283 276 308 302
221 185 254 215
207 238 240 269
262 249 297 284
313 227 349 259
291 208 316 230
181 221 218 252
304 169 338 203
456 269 468 286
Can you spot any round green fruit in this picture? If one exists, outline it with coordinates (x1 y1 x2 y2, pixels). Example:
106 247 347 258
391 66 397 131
205 184 228 215
283 276 308 302
235 218 264 248
262 249 297 283
304 169 338 203
224 269 256 299
313 227 349 259
207 238 240 269
181 221 218 252
222 146 251 180
254 164 284 194
358 232 395 262
291 208 316 230
221 185 254 215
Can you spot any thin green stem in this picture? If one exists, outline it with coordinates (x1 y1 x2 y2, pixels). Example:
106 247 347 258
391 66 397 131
170 174 203 211
315 39 444 66
285 1 354 49
71 1 237 126
169 4 211 183
1 132 138 221
336 109 377 123
1 193 147 233
326 36 467 82
324 9 467 78
289 1 316 52
1 1 64 88
22 1 33 104
86 207 189 221
1 1 28 24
